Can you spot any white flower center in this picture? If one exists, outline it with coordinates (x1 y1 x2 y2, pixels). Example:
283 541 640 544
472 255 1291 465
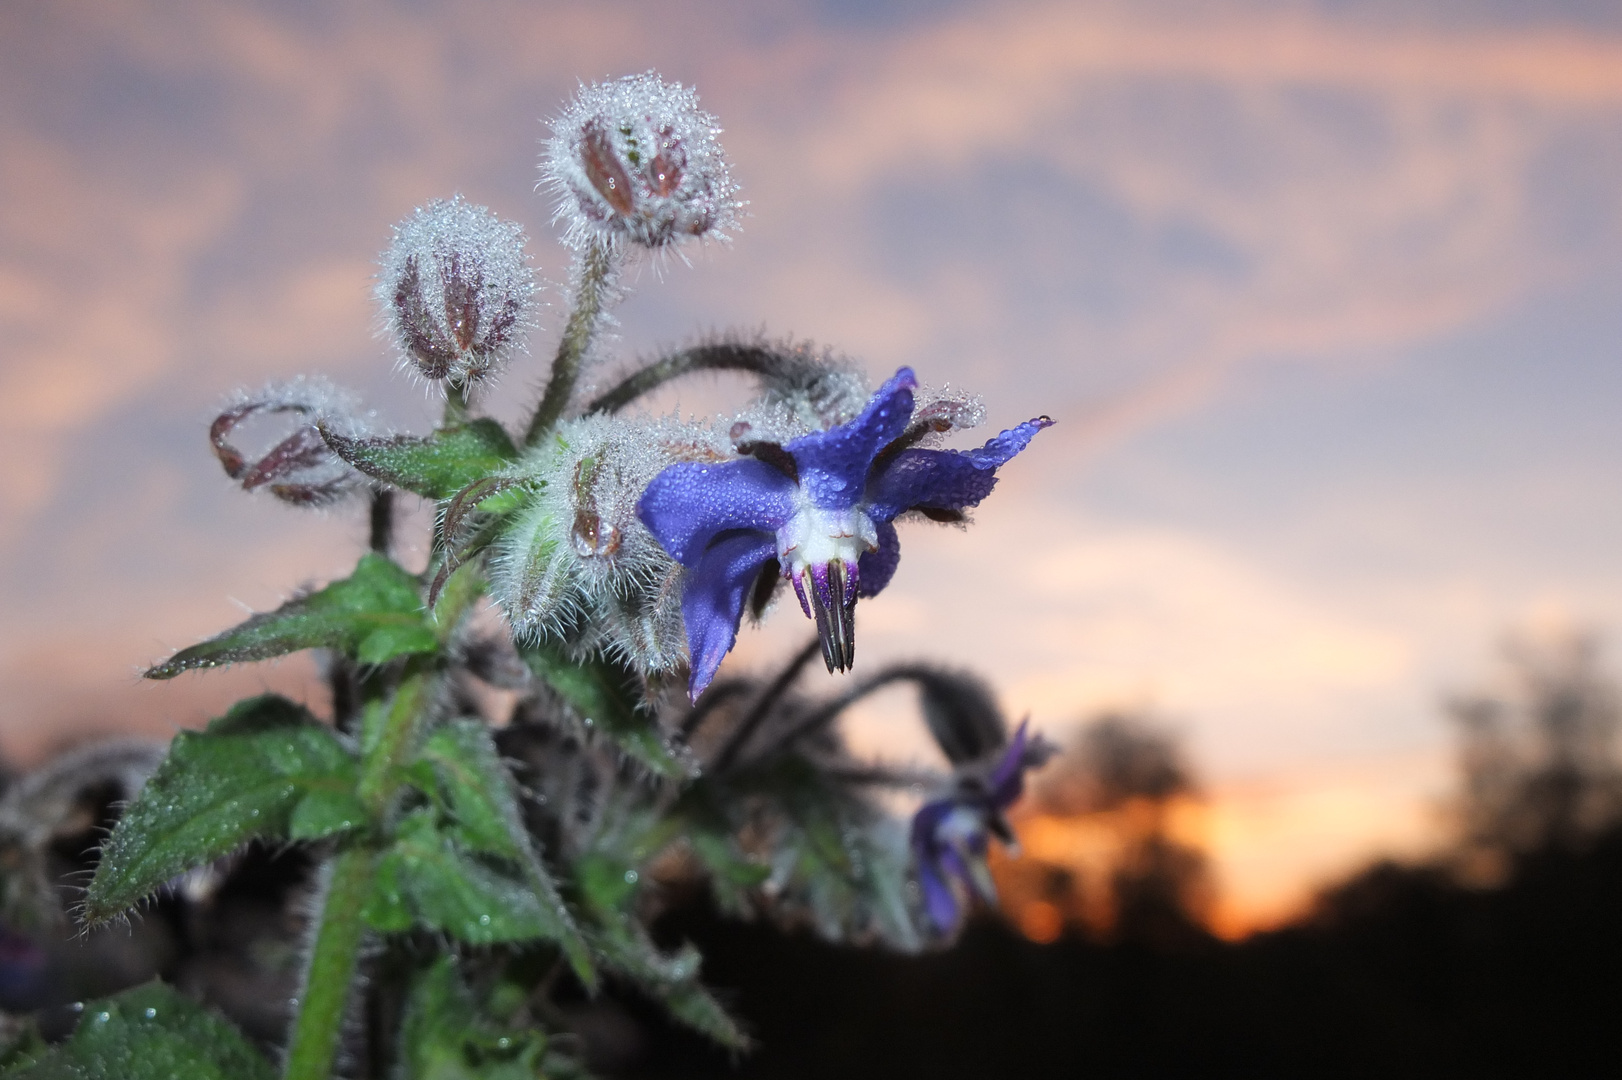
776 498 878 577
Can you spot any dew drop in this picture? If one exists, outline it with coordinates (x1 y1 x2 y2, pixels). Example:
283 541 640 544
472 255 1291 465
623 869 639 885
96 1011 111 1023
479 913 491 926
144 1007 157 1019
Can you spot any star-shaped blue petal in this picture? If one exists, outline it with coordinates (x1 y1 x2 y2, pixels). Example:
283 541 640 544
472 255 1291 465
637 367 1050 699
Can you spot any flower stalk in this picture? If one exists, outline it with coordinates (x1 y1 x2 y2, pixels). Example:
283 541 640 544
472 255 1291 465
525 239 616 446
281 848 377 1080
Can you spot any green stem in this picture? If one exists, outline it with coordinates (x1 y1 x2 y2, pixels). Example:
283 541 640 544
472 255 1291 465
524 241 616 446
442 380 471 427
358 673 429 814
282 847 378 1080
283 674 429 1080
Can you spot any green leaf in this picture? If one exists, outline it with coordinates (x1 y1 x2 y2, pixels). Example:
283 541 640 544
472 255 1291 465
574 854 748 1050
688 828 772 914
397 957 571 1080
412 720 595 984
145 553 435 678
322 419 517 499
83 695 359 923
521 641 694 781
287 788 367 841
750 757 921 949
364 812 582 952
4 981 273 1080
416 721 522 857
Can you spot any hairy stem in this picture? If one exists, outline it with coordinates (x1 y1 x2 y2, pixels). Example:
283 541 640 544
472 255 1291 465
358 673 429 814
525 241 616 445
586 341 780 415
282 847 378 1080
712 637 822 772
441 380 471 426
283 674 428 1079
367 489 395 556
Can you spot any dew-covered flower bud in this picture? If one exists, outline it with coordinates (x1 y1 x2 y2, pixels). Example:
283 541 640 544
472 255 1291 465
209 376 369 506
492 415 726 676
543 72 741 252
377 195 536 386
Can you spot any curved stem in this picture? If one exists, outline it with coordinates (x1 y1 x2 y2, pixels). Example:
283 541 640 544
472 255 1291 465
756 664 940 766
712 638 822 773
585 341 780 415
525 241 617 446
282 847 377 1080
441 380 471 426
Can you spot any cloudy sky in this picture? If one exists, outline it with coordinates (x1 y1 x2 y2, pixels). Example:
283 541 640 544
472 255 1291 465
4 0 1621 932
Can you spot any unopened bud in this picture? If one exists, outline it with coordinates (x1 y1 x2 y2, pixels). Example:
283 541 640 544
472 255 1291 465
543 72 741 252
492 415 723 674
377 195 536 386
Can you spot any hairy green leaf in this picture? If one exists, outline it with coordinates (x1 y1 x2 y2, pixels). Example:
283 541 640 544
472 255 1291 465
287 788 367 841
575 854 748 1050
397 957 574 1080
417 721 523 857
364 812 582 952
322 419 517 499
145 553 435 678
753 757 920 950
521 642 694 780
83 696 359 923
414 720 594 983
4 981 273 1080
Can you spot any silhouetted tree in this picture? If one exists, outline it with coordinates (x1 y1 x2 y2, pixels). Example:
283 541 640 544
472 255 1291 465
1449 631 1622 875
998 711 1212 945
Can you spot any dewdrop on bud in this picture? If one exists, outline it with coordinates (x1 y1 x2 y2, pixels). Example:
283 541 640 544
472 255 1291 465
543 72 741 252
491 415 722 674
377 195 536 386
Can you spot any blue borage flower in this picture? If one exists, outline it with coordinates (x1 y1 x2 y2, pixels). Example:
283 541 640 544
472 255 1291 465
912 721 1046 935
637 367 1050 699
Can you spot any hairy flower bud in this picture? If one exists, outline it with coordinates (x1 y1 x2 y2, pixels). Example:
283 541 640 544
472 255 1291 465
543 72 741 252
492 415 726 675
210 376 369 506
377 195 536 386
